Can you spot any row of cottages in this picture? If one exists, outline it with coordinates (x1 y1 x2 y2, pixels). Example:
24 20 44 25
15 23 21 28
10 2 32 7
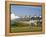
11 14 42 26
22 16 42 26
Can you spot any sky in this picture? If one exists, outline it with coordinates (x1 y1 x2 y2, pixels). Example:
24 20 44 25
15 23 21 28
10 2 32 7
11 5 42 17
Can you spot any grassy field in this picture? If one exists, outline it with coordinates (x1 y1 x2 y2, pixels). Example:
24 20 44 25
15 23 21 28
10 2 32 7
11 22 42 33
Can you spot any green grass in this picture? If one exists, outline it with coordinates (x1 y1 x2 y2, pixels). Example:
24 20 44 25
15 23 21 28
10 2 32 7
11 22 42 33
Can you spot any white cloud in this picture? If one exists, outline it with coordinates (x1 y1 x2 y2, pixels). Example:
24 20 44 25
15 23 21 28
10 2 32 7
11 13 20 20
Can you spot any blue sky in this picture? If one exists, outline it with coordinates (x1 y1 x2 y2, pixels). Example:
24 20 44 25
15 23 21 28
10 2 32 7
11 5 42 17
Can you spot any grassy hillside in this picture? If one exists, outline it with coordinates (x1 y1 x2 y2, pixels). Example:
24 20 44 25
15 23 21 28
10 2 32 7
11 22 42 33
